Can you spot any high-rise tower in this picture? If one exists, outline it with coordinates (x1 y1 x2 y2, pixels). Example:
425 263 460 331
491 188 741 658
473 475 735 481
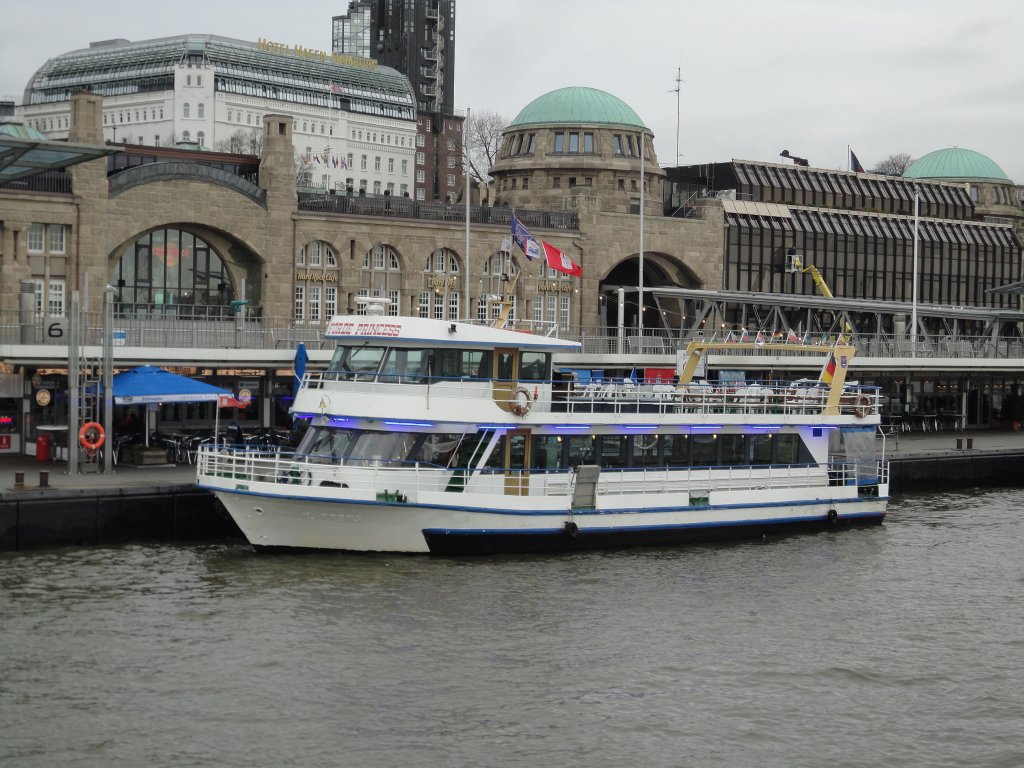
333 1 462 202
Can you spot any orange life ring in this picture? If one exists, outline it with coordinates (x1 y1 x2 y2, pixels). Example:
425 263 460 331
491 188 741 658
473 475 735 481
79 422 106 453
510 386 532 417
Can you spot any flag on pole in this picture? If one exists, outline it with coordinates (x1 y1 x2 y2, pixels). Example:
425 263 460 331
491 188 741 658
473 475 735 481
850 149 866 173
787 329 800 343
755 330 766 346
725 331 737 343
819 351 846 384
540 241 583 277
511 211 541 261
740 328 750 343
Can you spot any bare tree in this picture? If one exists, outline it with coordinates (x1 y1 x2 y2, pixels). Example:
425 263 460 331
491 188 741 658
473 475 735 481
870 153 914 176
216 127 264 156
465 110 509 183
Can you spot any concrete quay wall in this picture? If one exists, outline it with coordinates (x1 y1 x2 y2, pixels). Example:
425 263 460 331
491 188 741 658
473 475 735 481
0 484 241 551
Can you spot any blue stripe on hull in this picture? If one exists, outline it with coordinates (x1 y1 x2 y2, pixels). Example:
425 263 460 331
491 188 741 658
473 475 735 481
422 512 886 556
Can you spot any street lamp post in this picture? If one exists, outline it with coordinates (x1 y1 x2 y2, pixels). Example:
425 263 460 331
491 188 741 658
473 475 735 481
911 187 920 358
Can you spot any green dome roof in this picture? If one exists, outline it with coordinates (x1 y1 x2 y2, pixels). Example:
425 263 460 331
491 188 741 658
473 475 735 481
904 147 1010 182
509 87 646 128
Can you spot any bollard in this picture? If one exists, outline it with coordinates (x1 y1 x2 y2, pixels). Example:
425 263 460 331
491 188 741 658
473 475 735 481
956 438 963 450
39 471 49 488
14 471 25 490
966 438 974 450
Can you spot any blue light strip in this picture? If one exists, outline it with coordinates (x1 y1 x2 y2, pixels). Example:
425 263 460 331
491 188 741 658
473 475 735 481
383 420 435 428
623 425 659 430
478 424 513 430
690 425 722 431
553 425 591 430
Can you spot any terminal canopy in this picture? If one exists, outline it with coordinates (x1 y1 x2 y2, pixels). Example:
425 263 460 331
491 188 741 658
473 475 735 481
0 133 119 182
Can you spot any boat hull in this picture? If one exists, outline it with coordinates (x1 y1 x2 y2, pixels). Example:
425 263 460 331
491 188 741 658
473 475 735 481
209 487 887 555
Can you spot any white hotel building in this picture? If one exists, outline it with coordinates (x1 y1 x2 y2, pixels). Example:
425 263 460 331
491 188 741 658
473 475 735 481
20 34 420 197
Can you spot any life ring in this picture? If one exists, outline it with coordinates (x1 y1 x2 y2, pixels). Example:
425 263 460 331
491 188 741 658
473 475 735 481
827 508 839 525
564 520 579 538
79 422 105 454
510 386 532 417
853 396 870 418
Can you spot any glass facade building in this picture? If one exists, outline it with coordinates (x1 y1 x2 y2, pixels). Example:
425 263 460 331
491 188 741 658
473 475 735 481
666 161 1021 310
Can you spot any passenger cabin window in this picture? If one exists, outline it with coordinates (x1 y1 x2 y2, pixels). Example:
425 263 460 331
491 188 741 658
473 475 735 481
518 351 550 381
327 345 386 380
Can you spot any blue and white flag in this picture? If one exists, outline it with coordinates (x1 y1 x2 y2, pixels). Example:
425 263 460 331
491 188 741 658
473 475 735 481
511 211 541 261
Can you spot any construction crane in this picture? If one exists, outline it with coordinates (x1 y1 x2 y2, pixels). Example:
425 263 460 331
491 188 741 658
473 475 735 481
785 248 851 338
786 248 835 299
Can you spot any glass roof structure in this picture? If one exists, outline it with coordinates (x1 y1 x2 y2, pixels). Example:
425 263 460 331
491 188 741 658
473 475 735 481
0 133 119 182
25 34 416 120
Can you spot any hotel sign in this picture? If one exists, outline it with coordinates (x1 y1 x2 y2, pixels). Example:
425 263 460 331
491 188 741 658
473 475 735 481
539 281 573 293
427 275 458 290
258 39 378 70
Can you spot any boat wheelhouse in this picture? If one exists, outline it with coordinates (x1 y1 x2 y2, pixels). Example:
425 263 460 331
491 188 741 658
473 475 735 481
196 315 889 554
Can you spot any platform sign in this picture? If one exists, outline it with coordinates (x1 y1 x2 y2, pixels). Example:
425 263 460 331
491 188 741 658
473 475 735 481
44 317 67 344
112 329 127 347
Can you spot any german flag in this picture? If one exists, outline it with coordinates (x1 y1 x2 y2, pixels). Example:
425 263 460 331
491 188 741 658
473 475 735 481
819 352 837 384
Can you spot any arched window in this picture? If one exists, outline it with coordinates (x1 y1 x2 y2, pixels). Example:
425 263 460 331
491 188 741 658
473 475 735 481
197 103 205 119
110 228 235 316
478 251 519 324
182 131 190 141
420 248 461 320
196 131 205 146
183 103 190 119
359 245 401 316
295 241 340 323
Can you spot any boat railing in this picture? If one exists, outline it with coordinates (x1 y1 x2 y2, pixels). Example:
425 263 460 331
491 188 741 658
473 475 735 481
197 448 887 499
301 372 883 419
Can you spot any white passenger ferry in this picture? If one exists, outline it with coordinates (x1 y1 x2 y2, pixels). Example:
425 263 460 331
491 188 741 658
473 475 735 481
197 314 889 554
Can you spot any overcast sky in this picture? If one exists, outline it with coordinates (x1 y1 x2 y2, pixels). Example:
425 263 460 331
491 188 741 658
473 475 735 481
3 0 1023 180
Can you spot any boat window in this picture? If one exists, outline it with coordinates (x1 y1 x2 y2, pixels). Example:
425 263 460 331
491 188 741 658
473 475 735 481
775 433 812 464
691 434 719 467
632 434 660 467
495 351 515 381
379 348 431 383
532 435 562 470
407 433 464 466
567 435 595 468
663 434 689 466
518 351 549 381
464 350 491 378
347 431 420 465
297 426 356 464
485 435 505 469
749 434 773 465
720 434 747 465
327 345 386 380
597 435 627 468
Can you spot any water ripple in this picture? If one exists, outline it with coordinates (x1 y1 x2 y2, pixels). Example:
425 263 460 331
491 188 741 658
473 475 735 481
2 491 1024 767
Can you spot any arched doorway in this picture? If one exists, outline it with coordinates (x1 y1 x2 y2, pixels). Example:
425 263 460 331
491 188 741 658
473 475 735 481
111 227 236 318
600 253 700 333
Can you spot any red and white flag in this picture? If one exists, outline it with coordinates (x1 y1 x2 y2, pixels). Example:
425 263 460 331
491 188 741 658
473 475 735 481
541 241 582 277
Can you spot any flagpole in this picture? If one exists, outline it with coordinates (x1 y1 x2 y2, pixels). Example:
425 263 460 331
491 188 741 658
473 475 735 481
464 107 471 322
638 129 645 335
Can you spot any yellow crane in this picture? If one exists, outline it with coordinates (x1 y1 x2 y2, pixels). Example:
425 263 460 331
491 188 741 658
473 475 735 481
785 248 851 339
